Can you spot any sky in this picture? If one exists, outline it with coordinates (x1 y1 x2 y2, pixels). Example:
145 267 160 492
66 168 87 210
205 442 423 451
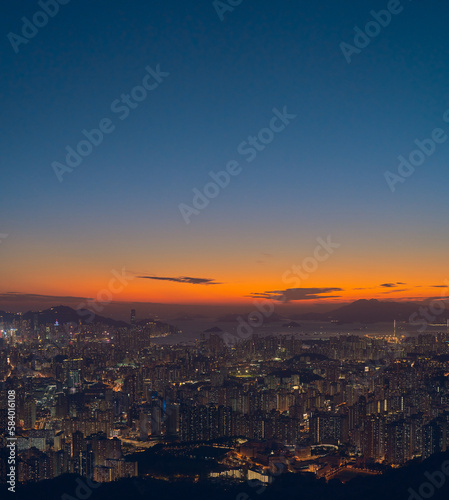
1 0 449 317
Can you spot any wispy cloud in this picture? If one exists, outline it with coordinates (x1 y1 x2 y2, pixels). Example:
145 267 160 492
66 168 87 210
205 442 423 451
255 252 275 265
0 292 92 302
138 275 222 285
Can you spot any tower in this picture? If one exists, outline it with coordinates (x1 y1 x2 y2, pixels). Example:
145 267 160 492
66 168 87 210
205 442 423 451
130 309 136 325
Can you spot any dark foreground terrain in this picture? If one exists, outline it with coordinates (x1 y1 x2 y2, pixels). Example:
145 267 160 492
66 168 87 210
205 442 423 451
3 451 449 500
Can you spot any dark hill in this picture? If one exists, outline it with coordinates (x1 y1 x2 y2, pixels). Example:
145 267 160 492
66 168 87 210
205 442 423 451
294 299 429 324
22 305 129 327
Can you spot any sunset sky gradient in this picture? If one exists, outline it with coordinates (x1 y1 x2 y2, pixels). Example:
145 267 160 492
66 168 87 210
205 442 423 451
1 0 449 315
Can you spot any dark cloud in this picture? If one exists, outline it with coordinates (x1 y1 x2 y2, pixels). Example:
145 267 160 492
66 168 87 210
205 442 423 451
138 275 222 285
247 287 343 302
0 292 92 302
431 285 449 288
380 282 406 288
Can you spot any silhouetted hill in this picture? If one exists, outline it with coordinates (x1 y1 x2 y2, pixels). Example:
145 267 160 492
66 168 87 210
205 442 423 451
0 310 18 322
21 305 129 327
135 318 179 334
294 299 435 324
216 312 285 323
174 313 207 321
204 326 223 333
283 321 301 328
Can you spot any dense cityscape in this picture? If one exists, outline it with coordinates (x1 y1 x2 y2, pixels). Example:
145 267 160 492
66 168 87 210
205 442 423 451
2 308 449 490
